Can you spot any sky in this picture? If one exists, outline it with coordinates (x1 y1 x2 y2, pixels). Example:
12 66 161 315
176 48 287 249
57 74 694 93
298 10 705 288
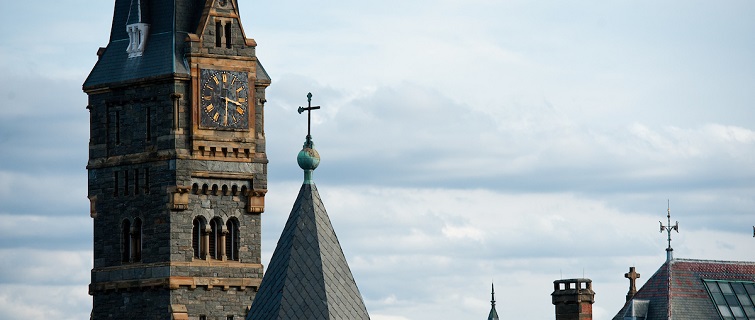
1 0 754 319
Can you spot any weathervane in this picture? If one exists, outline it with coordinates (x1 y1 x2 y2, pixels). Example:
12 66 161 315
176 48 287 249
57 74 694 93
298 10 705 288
298 92 321 140
659 200 679 261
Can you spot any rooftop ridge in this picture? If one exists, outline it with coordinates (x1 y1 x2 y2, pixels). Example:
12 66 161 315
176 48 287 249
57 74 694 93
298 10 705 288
671 258 755 266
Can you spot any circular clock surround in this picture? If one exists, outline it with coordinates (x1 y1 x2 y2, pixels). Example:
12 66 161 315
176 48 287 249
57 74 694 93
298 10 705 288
199 69 250 129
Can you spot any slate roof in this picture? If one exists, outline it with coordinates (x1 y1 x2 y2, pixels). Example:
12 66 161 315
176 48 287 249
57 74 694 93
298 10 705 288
613 258 755 320
246 183 370 320
83 0 204 89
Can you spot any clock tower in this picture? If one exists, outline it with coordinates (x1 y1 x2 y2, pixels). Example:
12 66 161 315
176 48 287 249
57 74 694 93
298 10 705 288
83 0 270 319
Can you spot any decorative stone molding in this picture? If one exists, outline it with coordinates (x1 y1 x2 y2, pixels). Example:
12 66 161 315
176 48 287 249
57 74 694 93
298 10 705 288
89 276 261 293
248 189 267 213
89 195 98 218
169 186 191 211
171 304 188 320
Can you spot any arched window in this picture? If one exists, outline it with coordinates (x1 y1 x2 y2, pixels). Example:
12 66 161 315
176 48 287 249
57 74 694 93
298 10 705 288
226 218 240 261
192 217 206 259
209 218 223 260
121 219 131 263
132 218 142 262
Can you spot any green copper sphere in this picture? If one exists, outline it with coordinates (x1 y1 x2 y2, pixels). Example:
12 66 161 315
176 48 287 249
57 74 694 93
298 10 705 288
297 144 320 171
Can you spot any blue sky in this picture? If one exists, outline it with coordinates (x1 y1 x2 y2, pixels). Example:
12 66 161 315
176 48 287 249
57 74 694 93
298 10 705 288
1 0 754 319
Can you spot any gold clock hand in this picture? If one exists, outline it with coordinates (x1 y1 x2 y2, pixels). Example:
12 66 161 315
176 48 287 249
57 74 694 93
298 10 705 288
224 97 229 125
225 98 242 106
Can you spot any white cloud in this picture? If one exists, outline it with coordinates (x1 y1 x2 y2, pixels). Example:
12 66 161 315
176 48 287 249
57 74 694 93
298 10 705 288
0 249 91 285
1 0 754 319
260 183 755 319
0 284 91 320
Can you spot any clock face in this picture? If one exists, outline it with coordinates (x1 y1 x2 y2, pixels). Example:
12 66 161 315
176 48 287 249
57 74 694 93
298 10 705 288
199 69 250 129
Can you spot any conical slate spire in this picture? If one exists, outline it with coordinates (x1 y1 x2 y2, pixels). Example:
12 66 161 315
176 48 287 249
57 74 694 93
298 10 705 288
488 283 499 320
247 137 369 319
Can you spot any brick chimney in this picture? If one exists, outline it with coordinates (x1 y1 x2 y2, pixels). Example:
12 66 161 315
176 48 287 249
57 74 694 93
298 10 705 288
551 278 595 320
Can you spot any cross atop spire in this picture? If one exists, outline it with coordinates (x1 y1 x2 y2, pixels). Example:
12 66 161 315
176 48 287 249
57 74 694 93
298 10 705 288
296 93 322 184
298 92 321 140
659 200 679 261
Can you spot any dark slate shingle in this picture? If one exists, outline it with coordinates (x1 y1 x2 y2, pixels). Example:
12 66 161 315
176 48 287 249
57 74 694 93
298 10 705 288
613 258 755 320
247 183 370 320
84 0 203 89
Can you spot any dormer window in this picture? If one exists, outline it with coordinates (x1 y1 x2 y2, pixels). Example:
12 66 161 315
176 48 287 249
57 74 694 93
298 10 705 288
125 0 150 58
126 23 149 58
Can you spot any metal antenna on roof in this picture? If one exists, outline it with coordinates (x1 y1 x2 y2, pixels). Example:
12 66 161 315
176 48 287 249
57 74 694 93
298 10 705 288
659 199 679 262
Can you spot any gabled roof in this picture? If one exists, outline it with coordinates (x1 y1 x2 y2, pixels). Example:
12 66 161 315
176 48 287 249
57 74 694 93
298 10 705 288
613 258 755 320
246 183 370 320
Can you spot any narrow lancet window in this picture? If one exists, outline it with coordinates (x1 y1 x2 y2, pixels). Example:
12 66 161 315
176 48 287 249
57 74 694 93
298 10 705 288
113 171 119 197
144 167 150 194
122 219 131 263
134 168 140 195
209 218 223 259
123 169 130 196
115 111 121 145
192 217 205 259
132 218 142 262
215 21 223 47
226 218 239 261
225 22 232 48
145 106 151 140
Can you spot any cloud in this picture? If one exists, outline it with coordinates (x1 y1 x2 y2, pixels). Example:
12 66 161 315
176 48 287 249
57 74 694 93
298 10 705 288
0 214 91 249
1 0 754 319
264 75 755 200
0 284 91 320
0 249 91 285
260 182 755 319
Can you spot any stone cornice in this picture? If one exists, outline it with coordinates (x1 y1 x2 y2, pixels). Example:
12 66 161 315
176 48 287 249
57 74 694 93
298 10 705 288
89 276 262 294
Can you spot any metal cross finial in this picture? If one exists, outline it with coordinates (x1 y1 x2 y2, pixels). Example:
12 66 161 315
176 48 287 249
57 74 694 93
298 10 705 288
659 200 679 261
297 92 321 139
624 267 641 302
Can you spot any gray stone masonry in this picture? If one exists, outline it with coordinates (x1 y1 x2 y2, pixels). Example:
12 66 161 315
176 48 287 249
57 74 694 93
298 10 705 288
86 1 268 319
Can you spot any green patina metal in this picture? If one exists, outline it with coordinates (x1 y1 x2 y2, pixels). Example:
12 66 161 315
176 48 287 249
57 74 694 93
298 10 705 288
297 136 320 184
297 93 321 184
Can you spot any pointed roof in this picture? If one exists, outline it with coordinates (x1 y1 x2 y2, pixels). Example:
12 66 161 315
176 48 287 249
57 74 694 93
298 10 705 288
247 135 369 320
247 183 370 319
126 0 149 25
84 0 203 89
488 283 499 320
613 258 755 320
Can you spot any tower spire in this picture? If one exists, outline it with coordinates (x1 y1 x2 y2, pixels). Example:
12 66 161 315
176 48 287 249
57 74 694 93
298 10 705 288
659 200 679 261
488 282 499 320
